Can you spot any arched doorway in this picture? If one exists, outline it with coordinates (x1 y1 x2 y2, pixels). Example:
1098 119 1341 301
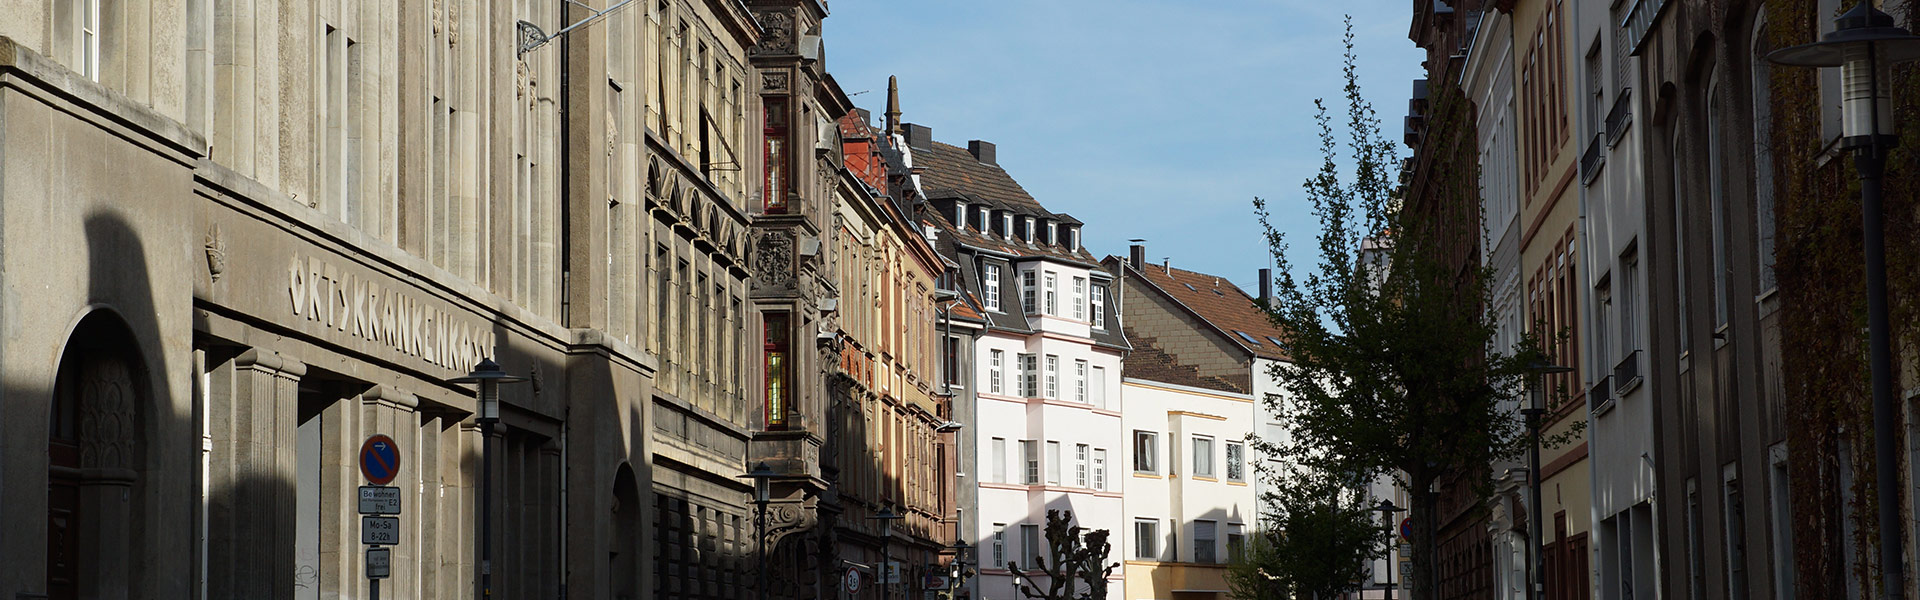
46 312 148 600
611 464 640 599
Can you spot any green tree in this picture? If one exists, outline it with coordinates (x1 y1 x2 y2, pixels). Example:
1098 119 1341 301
1250 18 1548 599
1006 510 1119 600
1227 467 1386 600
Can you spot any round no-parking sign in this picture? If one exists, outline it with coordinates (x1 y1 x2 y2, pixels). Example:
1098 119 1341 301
360 434 402 485
844 567 862 593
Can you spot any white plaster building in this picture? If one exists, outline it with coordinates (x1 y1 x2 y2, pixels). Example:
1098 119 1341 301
911 127 1128 600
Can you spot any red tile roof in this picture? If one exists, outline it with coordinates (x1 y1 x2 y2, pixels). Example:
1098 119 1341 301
1122 261 1292 362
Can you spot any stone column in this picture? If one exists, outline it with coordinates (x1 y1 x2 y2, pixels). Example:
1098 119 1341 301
206 348 304 600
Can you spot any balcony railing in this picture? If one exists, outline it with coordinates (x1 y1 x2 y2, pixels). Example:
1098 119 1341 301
1581 132 1606 186
1606 87 1634 147
1613 349 1643 396
1589 374 1614 414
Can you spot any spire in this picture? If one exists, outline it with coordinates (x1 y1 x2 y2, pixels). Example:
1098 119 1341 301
885 75 902 136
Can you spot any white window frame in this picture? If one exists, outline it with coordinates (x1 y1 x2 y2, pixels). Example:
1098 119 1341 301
1044 355 1059 400
1045 441 1061 485
1022 440 1040 484
1072 277 1087 320
1135 519 1159 560
1091 366 1107 408
1195 519 1218 563
983 264 1002 312
1022 523 1042 567
1075 444 1089 487
991 437 1007 483
1134 430 1158 474
989 350 1005 395
1193 435 1215 478
1044 272 1058 315
993 524 1007 567
1091 285 1106 328
1074 359 1088 403
79 0 100 80
1226 441 1245 482
1022 269 1037 313
1020 353 1038 397
1093 448 1107 490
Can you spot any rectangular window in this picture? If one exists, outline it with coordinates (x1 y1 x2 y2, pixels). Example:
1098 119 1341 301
1072 277 1087 320
984 264 1002 311
763 312 790 429
1046 441 1061 485
1093 449 1107 490
1091 286 1106 328
1091 366 1107 408
1770 444 1794 599
79 0 99 80
1022 524 1042 568
992 524 1007 567
762 97 788 213
656 246 672 357
1226 441 1245 482
989 350 1005 395
1707 80 1730 331
1227 524 1246 562
1134 431 1158 473
1044 355 1059 400
1044 272 1058 315
1075 444 1090 487
1135 519 1159 560
1193 436 1215 478
944 336 962 388
1722 464 1748 598
1195 520 1218 563
1020 353 1038 397
1074 360 1088 403
1022 270 1037 313
1022 440 1039 484
991 438 1007 484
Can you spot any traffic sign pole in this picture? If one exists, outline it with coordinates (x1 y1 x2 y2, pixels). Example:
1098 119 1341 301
359 435 403 598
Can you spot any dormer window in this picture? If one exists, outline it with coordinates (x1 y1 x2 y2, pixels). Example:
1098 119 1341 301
1002 214 1013 240
954 202 969 229
1023 217 1035 243
979 207 991 231
1069 227 1080 251
1046 222 1058 246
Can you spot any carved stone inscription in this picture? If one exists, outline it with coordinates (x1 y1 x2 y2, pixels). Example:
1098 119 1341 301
287 254 496 372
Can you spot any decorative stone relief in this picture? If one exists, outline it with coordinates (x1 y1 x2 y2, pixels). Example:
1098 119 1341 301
77 356 137 470
761 72 790 93
606 109 617 157
447 0 460 45
432 0 443 36
765 497 818 548
204 224 227 282
756 230 794 288
752 10 794 55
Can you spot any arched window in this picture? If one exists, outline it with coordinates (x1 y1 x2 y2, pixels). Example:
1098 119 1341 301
1751 17 1779 295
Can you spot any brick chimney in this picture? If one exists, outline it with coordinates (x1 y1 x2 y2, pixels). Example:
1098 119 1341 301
1129 244 1145 270
904 123 933 151
968 140 997 165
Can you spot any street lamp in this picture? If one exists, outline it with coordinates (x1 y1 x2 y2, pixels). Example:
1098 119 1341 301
740 462 778 600
449 358 526 599
1373 499 1405 600
947 538 975 600
1768 5 1920 599
870 503 905 600
1523 358 1572 600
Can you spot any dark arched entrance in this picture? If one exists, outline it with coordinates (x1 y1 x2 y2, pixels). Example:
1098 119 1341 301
47 311 148 600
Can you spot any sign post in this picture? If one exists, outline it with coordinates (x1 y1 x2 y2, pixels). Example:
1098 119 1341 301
359 435 403 600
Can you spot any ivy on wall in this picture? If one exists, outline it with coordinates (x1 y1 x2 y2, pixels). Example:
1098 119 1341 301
1763 0 1919 595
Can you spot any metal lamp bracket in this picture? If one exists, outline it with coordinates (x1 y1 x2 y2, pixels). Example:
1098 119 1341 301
517 0 639 58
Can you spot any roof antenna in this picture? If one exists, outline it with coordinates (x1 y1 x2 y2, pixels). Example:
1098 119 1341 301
885 75 903 137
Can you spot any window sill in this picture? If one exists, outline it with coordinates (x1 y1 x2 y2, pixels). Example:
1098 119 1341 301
1191 476 1219 482
1132 472 1163 479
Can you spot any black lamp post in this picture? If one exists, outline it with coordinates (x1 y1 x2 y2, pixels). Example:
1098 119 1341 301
1769 6 1920 599
871 503 904 600
1373 499 1405 600
947 539 974 599
1523 358 1572 600
740 462 778 600
449 358 526 599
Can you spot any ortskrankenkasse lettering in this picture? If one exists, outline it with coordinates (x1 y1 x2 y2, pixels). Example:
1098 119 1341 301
288 254 495 372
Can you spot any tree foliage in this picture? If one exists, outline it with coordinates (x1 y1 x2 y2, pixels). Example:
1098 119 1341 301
1006 510 1119 600
1249 18 1550 598
1227 467 1386 600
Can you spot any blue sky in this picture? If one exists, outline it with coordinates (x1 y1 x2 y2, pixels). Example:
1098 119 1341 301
821 1 1425 292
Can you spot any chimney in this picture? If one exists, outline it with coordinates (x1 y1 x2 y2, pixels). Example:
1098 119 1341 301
1163 258 1171 275
1129 244 1145 269
968 140 997 165
904 123 933 152
1258 268 1273 304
